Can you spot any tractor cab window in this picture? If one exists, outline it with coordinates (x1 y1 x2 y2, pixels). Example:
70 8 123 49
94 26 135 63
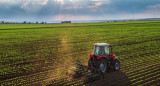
104 46 109 58
94 46 104 56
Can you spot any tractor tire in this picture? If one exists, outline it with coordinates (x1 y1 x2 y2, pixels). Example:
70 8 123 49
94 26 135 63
113 59 120 71
88 58 94 72
98 58 107 74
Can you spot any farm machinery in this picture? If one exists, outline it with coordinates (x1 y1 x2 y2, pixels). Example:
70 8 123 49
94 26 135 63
72 43 120 80
88 43 120 74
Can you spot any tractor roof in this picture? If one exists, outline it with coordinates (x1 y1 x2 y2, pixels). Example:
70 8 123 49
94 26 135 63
94 43 110 46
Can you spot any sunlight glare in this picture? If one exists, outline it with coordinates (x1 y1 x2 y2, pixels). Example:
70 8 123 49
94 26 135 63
55 0 65 5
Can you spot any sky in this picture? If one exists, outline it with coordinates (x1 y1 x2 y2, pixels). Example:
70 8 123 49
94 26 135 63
0 0 160 22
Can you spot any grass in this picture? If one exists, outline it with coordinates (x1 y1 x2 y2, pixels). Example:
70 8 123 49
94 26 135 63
0 20 160 85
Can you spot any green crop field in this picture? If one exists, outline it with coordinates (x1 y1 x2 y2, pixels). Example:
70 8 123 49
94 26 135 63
0 21 160 86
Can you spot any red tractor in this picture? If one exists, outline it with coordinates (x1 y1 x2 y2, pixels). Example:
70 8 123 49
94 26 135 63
88 43 120 73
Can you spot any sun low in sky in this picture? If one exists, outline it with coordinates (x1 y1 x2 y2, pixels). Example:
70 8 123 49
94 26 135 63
0 0 160 22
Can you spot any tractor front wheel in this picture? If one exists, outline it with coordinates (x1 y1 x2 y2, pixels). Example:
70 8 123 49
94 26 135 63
113 59 120 71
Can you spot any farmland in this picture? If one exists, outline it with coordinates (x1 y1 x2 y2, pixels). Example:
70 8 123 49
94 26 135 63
0 21 160 86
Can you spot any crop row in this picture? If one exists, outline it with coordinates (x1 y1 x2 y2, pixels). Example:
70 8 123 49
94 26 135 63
121 54 160 72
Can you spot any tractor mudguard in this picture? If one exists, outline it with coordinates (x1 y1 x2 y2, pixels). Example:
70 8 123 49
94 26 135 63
97 55 106 59
110 54 116 60
89 54 94 58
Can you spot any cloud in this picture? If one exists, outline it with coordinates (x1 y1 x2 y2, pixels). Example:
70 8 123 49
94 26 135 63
0 0 160 21
91 0 110 4
0 0 111 18
147 4 160 8
88 2 103 8
55 0 65 5
87 2 103 12
0 0 17 3
42 0 49 5
19 0 50 15
63 6 83 10
88 0 110 9
120 9 160 19
53 14 93 20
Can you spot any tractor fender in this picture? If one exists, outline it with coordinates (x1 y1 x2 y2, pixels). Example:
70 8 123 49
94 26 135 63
89 54 94 58
97 55 106 60
110 54 116 60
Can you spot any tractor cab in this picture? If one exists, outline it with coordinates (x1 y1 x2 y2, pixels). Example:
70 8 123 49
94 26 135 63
93 43 110 58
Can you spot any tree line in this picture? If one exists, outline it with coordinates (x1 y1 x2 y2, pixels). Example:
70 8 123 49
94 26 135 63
0 21 47 24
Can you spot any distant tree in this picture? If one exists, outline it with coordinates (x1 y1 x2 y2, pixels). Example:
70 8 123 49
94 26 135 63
61 21 71 23
45 22 47 24
2 21 4 24
41 22 44 24
36 22 38 24
23 21 26 24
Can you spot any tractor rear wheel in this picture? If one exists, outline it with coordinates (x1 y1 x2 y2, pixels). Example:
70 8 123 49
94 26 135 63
98 58 107 74
113 59 120 71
